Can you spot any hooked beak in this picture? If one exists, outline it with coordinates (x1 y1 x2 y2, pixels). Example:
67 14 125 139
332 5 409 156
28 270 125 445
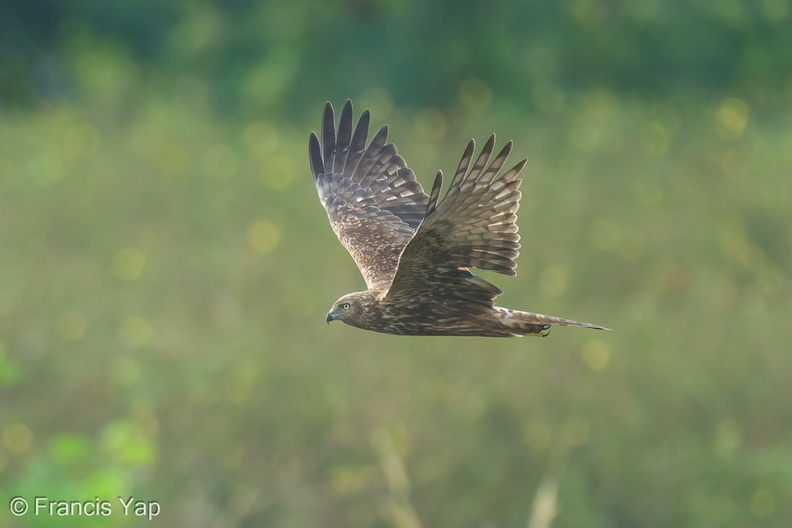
326 311 336 324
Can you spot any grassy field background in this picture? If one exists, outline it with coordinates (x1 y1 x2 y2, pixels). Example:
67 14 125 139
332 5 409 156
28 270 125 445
2 2 792 527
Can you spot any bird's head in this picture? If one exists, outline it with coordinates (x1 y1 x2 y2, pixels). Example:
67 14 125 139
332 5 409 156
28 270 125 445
326 291 373 328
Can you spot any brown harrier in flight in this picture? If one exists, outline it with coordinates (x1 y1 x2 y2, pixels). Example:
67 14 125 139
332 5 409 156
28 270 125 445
310 100 608 337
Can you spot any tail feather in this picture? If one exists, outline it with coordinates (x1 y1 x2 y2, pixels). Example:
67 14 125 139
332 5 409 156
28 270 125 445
495 307 610 337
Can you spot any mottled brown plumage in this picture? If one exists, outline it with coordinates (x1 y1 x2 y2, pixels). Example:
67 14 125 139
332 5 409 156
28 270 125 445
310 100 608 337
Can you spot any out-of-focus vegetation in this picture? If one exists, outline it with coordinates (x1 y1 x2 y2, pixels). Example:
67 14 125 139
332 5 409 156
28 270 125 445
1 1 791 527
3 0 792 116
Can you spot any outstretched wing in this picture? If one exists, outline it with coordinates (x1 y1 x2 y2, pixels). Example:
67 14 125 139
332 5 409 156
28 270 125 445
385 135 525 305
310 100 430 290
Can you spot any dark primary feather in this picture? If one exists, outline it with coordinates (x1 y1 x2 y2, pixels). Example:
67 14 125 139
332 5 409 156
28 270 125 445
309 100 431 290
385 135 526 305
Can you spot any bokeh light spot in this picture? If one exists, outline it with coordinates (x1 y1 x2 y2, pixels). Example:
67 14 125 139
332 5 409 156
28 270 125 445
101 420 156 465
247 220 281 253
243 121 279 153
57 310 87 341
584 90 618 120
581 340 610 371
3 422 33 454
119 316 154 348
83 468 131 499
568 92 617 151
590 218 620 250
567 0 606 25
113 249 146 281
715 418 742 453
25 155 65 186
458 78 492 113
49 433 90 465
331 465 376 494
715 97 749 138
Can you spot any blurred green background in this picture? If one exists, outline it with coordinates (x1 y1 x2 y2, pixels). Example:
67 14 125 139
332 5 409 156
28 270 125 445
1 1 791 526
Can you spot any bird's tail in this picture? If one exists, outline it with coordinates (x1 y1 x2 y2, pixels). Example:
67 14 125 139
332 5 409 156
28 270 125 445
495 307 610 337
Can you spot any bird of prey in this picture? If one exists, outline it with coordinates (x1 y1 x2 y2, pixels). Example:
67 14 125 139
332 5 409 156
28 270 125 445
309 100 608 337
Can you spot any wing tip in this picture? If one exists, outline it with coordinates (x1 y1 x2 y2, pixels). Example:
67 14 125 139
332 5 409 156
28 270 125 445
340 99 353 121
509 158 528 179
309 132 324 177
484 134 496 150
322 102 335 127
426 171 443 216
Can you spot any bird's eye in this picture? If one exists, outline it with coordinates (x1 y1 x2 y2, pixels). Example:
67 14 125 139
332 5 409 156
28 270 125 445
341 303 350 310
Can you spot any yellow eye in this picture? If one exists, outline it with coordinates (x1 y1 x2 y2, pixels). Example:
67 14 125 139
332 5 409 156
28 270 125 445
341 303 350 310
